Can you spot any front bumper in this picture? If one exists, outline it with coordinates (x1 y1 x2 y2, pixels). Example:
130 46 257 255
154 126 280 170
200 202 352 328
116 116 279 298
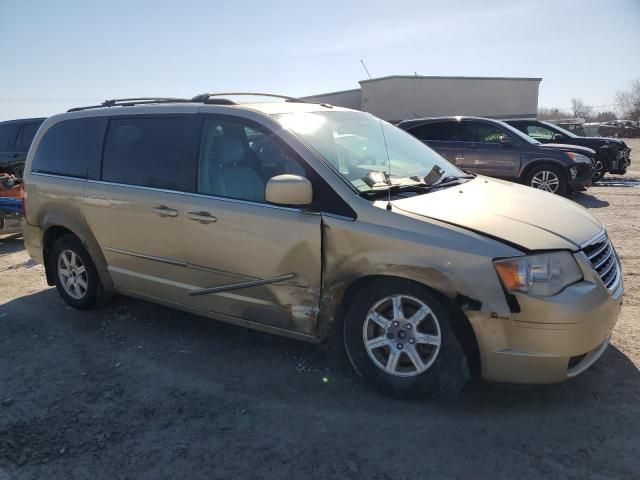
610 147 631 174
568 163 593 191
467 251 623 384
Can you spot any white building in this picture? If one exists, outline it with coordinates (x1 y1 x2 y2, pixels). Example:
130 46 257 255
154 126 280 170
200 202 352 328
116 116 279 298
301 75 541 123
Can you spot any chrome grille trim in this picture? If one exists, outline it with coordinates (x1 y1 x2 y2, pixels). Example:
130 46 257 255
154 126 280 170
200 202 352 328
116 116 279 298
582 234 621 293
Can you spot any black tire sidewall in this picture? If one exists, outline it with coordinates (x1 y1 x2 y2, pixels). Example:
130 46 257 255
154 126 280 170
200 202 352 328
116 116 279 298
343 280 468 397
51 235 100 310
525 164 567 195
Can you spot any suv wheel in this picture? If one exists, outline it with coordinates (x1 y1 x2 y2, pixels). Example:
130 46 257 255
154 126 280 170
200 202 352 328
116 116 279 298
592 159 605 182
51 235 104 309
343 280 469 397
525 164 567 195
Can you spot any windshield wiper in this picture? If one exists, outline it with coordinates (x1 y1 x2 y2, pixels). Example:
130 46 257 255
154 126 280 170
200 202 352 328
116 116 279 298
427 174 476 189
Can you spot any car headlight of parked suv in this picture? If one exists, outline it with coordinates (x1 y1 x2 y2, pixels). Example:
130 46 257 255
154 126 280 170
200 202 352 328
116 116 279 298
494 252 583 296
566 152 592 164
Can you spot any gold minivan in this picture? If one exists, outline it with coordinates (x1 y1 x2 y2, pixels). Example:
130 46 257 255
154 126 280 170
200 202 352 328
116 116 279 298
22 95 623 396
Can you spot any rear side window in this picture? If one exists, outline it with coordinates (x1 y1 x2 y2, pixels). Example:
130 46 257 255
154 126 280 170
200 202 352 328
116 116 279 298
102 116 197 192
461 122 509 143
15 122 42 151
408 122 461 141
31 118 105 178
0 124 19 150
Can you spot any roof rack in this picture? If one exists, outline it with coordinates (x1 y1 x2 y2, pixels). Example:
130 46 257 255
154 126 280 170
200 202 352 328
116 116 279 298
67 92 304 113
191 92 303 104
67 97 190 112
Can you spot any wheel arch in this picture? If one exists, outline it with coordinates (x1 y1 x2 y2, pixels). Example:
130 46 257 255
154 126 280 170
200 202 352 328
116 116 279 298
41 220 113 291
322 274 481 377
519 158 570 181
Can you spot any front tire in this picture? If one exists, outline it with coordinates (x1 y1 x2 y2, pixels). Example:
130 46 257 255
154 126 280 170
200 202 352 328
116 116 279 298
343 280 469 397
51 235 104 310
524 164 567 195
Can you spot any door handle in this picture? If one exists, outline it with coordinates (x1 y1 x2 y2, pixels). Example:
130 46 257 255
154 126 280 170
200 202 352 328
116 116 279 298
187 211 217 224
153 205 178 217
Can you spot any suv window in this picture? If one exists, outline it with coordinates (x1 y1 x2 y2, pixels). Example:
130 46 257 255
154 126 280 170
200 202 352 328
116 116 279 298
0 124 19 150
15 122 42 151
462 122 509 143
102 116 198 192
31 118 105 178
526 124 555 141
198 116 307 203
408 122 461 141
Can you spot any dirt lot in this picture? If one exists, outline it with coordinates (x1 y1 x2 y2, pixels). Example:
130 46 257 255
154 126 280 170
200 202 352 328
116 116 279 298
1 140 639 480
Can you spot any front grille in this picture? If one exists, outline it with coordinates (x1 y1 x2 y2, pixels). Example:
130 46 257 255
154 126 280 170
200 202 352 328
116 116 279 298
582 235 620 292
617 148 631 165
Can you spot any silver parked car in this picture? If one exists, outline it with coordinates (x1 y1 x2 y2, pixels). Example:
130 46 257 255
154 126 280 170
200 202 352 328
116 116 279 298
22 95 623 396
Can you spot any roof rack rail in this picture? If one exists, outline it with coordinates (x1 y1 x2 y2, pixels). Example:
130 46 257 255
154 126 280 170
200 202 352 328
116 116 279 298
67 97 190 112
191 92 303 104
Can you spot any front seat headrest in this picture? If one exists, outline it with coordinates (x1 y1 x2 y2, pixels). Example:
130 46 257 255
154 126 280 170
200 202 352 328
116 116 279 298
215 136 245 166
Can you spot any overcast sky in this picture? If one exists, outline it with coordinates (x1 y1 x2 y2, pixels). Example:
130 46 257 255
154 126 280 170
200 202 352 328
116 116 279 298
1 0 639 121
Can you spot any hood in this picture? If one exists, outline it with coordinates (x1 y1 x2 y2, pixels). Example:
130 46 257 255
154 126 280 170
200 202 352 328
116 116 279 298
539 143 596 156
390 177 603 251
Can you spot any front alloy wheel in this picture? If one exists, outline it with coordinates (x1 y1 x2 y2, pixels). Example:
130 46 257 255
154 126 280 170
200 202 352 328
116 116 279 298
343 280 469 397
363 294 441 377
592 159 605 181
530 170 560 193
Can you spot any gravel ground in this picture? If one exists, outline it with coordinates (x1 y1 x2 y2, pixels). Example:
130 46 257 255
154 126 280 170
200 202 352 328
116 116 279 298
1 140 639 480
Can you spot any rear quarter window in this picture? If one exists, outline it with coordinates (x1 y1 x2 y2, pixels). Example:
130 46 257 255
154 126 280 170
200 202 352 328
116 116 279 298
408 122 461 141
31 118 106 178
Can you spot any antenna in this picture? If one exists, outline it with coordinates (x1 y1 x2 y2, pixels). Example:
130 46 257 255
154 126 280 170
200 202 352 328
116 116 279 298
360 59 393 211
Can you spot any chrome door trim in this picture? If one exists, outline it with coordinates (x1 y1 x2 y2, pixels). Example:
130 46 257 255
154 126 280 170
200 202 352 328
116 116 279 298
103 246 186 267
30 172 86 181
189 273 296 296
85 179 302 213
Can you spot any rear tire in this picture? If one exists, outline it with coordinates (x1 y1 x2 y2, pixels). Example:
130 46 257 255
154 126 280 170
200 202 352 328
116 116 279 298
524 164 567 195
343 280 469 398
51 235 105 310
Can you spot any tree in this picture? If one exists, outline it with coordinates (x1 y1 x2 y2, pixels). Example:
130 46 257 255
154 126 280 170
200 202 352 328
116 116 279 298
570 98 592 120
538 107 571 121
591 111 617 122
615 79 640 121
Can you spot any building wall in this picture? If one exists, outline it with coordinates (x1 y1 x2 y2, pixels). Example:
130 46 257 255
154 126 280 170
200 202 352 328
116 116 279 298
360 77 540 122
299 89 361 110
301 76 541 123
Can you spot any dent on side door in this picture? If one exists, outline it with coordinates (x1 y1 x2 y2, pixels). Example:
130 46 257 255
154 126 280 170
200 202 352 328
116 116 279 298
181 195 323 336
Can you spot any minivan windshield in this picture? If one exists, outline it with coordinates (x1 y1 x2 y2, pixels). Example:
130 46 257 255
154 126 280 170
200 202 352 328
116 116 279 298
274 111 465 194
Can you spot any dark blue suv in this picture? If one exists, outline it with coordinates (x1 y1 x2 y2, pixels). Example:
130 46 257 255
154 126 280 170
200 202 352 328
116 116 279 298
398 116 595 195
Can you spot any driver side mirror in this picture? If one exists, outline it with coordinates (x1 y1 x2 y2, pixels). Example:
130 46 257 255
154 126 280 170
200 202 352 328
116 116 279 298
500 135 514 146
553 133 565 141
266 174 313 206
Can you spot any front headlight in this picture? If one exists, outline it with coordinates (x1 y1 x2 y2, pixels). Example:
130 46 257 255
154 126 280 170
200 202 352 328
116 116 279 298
566 152 592 164
494 251 582 297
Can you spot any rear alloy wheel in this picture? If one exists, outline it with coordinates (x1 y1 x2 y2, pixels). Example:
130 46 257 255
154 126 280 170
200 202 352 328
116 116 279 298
525 164 567 195
58 249 89 300
343 280 469 397
51 234 107 309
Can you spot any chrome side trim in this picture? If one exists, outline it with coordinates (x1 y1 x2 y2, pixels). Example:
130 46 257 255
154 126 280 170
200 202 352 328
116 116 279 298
189 273 295 296
114 287 321 344
580 229 607 249
85 179 302 213
30 172 86 182
103 246 186 267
